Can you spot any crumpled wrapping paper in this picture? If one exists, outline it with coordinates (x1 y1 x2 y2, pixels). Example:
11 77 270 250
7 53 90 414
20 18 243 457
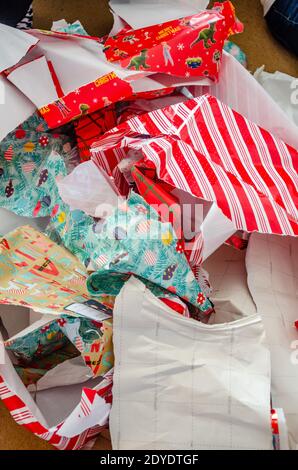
254 67 298 128
104 1 243 82
110 276 272 450
87 192 213 314
91 94 298 240
0 225 113 315
6 314 113 380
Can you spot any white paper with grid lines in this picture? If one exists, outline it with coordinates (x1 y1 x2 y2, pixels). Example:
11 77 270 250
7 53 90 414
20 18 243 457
247 233 298 450
203 243 257 324
110 276 272 450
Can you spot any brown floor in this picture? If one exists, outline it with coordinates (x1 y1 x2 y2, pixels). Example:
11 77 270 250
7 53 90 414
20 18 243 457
232 0 297 76
0 0 297 451
0 396 113 450
32 0 298 76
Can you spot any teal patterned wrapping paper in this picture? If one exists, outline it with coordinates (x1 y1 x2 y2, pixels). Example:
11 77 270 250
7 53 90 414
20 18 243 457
87 192 212 313
0 114 212 314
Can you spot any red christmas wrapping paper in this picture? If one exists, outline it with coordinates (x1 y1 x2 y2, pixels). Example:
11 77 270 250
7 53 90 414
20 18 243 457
74 106 117 162
126 87 175 101
39 78 175 130
38 72 133 129
132 166 205 270
91 94 298 237
104 1 243 81
74 91 177 162
2 3 242 130
225 232 249 250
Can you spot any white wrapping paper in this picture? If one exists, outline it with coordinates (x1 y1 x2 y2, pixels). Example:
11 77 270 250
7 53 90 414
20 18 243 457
246 233 298 450
254 67 298 127
110 276 272 450
0 335 111 447
57 160 120 218
0 23 38 73
0 76 35 142
110 0 209 29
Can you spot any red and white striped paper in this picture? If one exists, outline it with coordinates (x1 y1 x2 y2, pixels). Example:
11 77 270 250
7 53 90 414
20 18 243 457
0 369 112 450
91 94 298 237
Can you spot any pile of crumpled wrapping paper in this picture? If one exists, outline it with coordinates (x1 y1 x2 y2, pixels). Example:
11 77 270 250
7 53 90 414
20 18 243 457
0 0 297 451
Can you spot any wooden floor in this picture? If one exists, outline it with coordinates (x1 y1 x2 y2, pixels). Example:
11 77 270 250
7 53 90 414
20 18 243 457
0 0 297 450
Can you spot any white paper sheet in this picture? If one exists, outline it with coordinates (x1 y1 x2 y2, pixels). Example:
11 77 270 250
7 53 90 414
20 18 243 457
203 244 257 324
0 332 110 436
0 305 30 338
57 389 110 438
0 76 36 142
110 0 209 29
0 333 48 427
172 189 235 261
28 356 93 393
0 23 38 73
254 67 298 128
0 208 49 235
246 233 298 450
7 56 59 108
260 0 275 16
28 31 140 94
109 12 129 36
32 376 102 428
110 276 272 450
274 408 290 450
57 160 120 218
200 203 236 261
